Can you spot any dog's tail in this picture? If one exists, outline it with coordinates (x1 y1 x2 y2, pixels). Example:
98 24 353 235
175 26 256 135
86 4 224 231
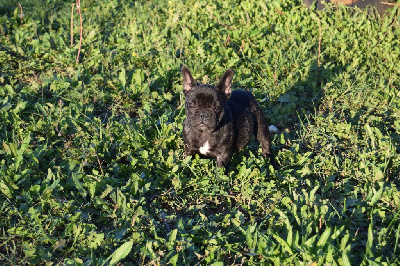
269 125 280 134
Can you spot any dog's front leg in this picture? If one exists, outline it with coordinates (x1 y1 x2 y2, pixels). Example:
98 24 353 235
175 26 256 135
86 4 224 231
184 147 197 157
216 152 232 173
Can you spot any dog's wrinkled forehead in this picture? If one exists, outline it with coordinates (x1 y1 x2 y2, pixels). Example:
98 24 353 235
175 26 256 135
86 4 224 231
187 86 221 107
192 93 215 108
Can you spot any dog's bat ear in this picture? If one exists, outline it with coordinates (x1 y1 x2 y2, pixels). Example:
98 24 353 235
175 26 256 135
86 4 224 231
217 69 234 98
181 65 196 95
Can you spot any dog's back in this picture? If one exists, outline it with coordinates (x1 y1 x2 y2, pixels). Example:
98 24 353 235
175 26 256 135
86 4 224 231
226 90 255 119
227 90 272 158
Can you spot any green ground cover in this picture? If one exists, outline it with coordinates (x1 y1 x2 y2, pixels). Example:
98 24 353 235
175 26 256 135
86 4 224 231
0 0 399 264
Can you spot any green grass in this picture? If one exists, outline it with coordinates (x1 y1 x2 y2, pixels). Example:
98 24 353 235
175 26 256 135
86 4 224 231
0 0 399 264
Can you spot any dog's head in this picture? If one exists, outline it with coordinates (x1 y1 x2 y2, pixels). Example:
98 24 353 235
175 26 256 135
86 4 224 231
181 66 234 131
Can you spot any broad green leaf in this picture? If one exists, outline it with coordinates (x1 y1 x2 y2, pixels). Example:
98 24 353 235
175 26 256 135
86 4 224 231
168 229 178 243
366 218 374 257
87 29 96 42
169 253 179 266
342 250 351 266
272 234 293 255
284 216 293 247
278 93 298 103
246 225 257 251
53 239 66 251
172 176 181 189
146 241 157 260
15 155 23 171
22 242 36 258
109 240 133 266
71 173 86 197
395 223 400 254
365 124 375 149
369 182 384 205
88 233 104 249
309 185 320 203
1 103 12 111
316 227 331 248
0 180 12 198
119 67 126 87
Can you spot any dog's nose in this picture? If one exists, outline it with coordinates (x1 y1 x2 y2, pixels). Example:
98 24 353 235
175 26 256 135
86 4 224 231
200 112 207 120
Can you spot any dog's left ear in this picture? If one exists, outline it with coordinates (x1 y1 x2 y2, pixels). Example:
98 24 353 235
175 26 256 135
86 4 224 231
216 69 234 98
181 65 197 95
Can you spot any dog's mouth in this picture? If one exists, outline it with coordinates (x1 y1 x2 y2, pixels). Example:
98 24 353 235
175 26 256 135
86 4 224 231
195 121 215 131
198 122 210 129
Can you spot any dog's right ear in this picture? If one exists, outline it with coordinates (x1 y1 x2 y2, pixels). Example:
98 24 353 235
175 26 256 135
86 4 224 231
216 69 234 98
181 65 196 95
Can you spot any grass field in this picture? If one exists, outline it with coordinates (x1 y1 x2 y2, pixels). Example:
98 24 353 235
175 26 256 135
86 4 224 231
1 0 400 264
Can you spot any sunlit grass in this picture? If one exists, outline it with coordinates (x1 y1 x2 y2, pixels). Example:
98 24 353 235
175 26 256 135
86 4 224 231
0 0 399 264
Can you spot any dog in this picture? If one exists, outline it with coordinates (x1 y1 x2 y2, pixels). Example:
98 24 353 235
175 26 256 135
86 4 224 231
181 66 279 171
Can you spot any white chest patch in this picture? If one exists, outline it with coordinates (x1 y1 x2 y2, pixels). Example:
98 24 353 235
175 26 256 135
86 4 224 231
199 141 210 155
